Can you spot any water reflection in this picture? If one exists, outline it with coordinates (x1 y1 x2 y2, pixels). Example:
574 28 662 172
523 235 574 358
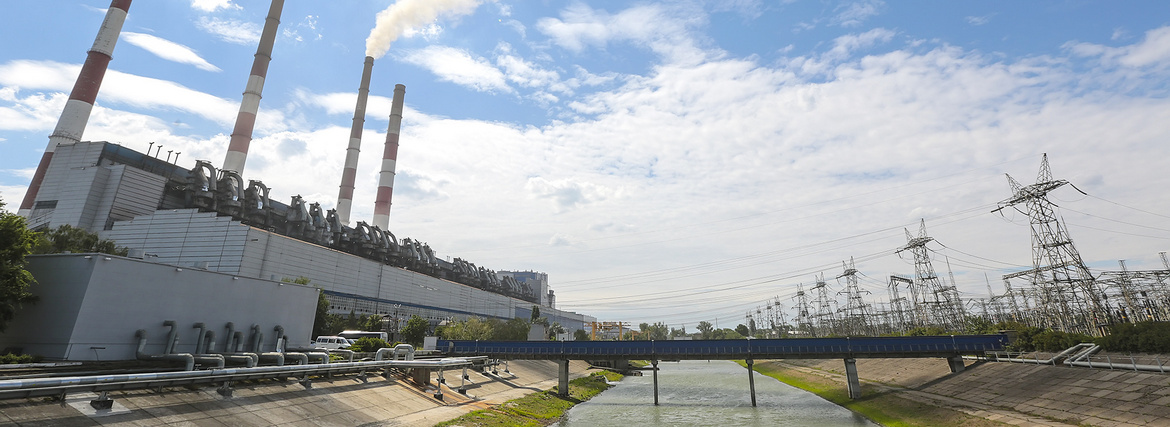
554 360 875 427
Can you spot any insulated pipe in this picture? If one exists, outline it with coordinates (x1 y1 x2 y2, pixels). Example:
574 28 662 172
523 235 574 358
221 0 284 174
163 320 179 354
335 56 375 226
203 330 216 353
372 84 406 229
134 329 195 371
273 325 286 352
19 0 131 216
192 323 207 354
375 344 414 361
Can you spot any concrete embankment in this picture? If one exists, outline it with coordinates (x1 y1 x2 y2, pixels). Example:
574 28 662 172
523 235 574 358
0 360 594 426
770 357 1170 426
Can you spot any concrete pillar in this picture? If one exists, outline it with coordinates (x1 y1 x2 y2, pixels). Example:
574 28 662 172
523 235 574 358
844 358 861 400
652 359 659 405
747 358 757 407
947 355 966 373
411 368 430 386
557 360 570 397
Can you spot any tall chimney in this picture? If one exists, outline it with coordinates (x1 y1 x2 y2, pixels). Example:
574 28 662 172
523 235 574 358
18 0 132 216
335 56 375 226
221 0 284 174
372 84 405 229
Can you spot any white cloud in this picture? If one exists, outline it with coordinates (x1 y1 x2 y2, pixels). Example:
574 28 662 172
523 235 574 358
965 14 993 26
122 32 221 72
832 0 884 28
536 3 708 64
402 23 444 40
1066 26 1170 69
399 46 511 93
196 17 261 45
190 0 239 13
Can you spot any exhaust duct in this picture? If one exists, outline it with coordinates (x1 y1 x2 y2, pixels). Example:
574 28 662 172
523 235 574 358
19 0 132 216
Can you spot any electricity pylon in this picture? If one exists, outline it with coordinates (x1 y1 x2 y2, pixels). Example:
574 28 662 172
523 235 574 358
993 154 1105 335
897 219 964 330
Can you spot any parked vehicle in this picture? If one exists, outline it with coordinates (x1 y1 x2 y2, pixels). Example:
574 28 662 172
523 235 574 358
338 330 389 342
313 336 352 350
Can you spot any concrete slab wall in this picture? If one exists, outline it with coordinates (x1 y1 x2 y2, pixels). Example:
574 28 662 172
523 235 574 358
0 254 317 361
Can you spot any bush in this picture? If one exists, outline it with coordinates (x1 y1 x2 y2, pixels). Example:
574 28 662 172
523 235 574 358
349 337 390 352
1097 321 1170 353
0 353 43 364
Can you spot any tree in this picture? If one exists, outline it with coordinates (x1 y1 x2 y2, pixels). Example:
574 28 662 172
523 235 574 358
401 315 429 346
735 324 750 338
494 317 530 341
696 321 714 339
363 314 384 332
32 224 127 256
573 329 590 341
530 305 541 323
442 317 494 340
670 327 687 338
308 288 342 339
548 322 565 340
0 198 39 332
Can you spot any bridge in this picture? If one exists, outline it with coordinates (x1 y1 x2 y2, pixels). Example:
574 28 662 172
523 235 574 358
438 334 1008 404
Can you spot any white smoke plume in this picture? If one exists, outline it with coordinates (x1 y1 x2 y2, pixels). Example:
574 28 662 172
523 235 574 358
366 0 484 59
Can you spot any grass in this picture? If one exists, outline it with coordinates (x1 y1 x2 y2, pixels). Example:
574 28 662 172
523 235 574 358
741 361 1009 427
434 370 624 427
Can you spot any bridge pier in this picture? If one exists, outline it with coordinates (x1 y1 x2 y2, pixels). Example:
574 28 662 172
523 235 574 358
746 358 757 407
557 360 569 397
947 355 965 373
652 359 659 405
844 358 861 400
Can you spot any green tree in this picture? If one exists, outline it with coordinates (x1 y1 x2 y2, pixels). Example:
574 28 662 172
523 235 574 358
349 336 390 352
493 317 531 341
735 324 750 338
32 224 127 256
548 322 566 340
530 305 541 323
363 314 384 332
696 321 714 339
442 317 495 340
0 198 39 332
308 288 341 339
402 315 429 346
573 329 590 341
670 326 687 338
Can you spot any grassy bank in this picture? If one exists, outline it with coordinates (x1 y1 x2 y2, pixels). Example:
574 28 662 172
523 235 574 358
434 370 624 427
742 361 1007 427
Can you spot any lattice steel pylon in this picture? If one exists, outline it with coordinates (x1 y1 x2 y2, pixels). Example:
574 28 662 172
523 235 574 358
897 219 965 330
993 154 1106 335
792 283 815 336
812 273 838 336
836 257 874 336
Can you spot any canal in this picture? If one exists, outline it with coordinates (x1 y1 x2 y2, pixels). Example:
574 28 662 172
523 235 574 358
554 360 877 426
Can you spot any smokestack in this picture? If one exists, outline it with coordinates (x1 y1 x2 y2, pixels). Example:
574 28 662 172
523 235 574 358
221 0 284 174
335 56 376 226
18 0 132 216
372 84 405 229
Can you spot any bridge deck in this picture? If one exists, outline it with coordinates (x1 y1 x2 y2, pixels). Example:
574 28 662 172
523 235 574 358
437 335 1008 361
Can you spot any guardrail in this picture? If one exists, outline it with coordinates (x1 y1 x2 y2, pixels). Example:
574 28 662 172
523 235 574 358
437 335 1008 360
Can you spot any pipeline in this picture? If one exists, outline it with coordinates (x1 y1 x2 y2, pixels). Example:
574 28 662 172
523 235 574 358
216 323 257 367
1061 345 1169 373
251 324 285 366
287 347 330 364
375 344 415 361
273 325 308 365
192 323 207 354
134 329 195 371
990 343 1096 365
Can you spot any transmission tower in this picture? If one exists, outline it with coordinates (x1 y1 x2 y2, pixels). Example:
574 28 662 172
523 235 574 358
897 219 964 330
994 154 1105 335
812 273 838 336
837 257 873 336
792 283 814 336
888 275 913 333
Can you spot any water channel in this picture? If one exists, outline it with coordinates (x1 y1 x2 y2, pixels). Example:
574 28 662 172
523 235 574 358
553 360 877 427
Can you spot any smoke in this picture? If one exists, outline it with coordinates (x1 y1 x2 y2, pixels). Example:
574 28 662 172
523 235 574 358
366 0 484 59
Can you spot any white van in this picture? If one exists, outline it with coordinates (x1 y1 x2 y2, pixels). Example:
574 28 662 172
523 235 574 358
313 336 352 350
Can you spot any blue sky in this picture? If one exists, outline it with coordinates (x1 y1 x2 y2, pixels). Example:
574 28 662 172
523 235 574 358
2 1 1169 328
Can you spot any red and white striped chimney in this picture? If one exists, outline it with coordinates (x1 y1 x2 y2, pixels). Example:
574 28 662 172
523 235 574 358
335 56 376 226
221 0 284 174
18 0 132 216
372 84 405 229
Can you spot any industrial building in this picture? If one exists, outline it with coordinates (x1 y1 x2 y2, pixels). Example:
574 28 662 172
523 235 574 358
1 0 592 362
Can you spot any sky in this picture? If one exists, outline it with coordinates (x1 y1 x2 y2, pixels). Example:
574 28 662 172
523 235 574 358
2 1 1169 330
